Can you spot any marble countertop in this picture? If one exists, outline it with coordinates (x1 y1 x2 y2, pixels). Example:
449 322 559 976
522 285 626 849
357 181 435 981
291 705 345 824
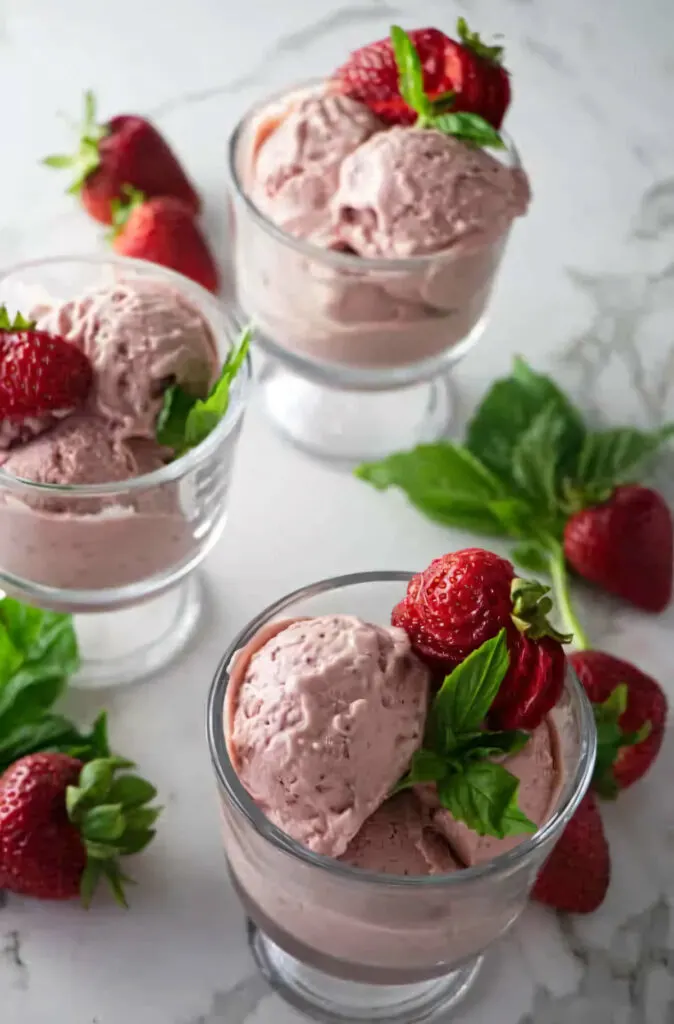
1 0 673 1021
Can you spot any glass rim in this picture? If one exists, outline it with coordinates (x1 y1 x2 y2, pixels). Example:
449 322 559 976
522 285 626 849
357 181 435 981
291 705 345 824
226 79 522 273
0 254 251 497
207 570 597 890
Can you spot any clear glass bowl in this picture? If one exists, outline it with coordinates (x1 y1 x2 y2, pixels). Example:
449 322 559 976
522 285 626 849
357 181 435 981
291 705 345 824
0 256 251 689
227 83 525 464
207 572 596 1023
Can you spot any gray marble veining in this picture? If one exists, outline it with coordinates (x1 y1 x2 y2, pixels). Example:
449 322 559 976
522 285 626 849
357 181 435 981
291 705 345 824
0 1 673 1022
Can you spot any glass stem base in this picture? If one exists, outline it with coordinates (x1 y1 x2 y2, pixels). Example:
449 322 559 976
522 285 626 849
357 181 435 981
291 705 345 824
260 363 454 465
71 573 203 690
248 920 483 1024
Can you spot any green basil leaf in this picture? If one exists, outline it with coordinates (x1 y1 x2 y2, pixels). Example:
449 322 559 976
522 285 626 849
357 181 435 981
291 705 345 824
390 25 430 118
157 327 250 455
454 729 531 760
433 111 505 149
183 327 250 451
466 357 585 489
432 629 509 741
510 540 551 575
156 384 197 450
356 443 513 535
0 714 96 774
438 761 537 838
576 425 674 491
392 748 447 793
510 402 577 512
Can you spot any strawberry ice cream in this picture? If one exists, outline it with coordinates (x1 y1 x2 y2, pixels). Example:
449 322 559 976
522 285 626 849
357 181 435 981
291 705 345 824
225 614 430 857
36 278 217 439
249 91 383 247
340 791 460 875
418 717 563 867
0 274 235 598
233 85 529 371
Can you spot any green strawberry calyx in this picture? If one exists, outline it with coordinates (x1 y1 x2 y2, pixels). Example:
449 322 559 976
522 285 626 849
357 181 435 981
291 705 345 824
456 17 505 65
390 24 505 148
43 90 109 195
107 184 146 241
510 578 572 644
591 684 651 799
66 756 161 907
394 629 537 839
0 306 36 331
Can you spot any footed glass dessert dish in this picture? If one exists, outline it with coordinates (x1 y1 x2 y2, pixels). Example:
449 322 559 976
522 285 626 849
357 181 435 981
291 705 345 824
207 572 596 1023
0 255 250 689
226 76 528 465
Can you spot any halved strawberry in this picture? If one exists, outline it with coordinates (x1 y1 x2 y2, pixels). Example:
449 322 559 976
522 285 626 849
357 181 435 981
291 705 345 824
0 308 93 419
331 20 510 128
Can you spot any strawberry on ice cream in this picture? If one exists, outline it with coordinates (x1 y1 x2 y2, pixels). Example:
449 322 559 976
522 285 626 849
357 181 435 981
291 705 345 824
225 614 430 858
0 275 239 594
233 21 529 371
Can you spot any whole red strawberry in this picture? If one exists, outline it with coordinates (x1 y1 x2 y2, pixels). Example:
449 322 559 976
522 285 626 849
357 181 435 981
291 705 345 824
44 91 200 225
331 19 510 128
0 752 159 904
532 791 610 913
111 189 219 293
393 549 571 730
570 650 667 796
0 307 93 420
564 485 673 613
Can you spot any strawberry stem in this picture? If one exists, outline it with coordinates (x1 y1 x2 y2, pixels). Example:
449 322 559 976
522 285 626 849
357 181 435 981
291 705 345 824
548 544 591 651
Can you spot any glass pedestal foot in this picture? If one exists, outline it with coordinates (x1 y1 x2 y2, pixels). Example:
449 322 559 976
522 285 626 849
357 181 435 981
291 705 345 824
248 919 483 1023
71 573 203 690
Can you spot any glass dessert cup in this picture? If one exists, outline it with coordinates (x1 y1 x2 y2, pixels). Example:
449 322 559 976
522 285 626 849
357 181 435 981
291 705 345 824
0 256 251 690
207 572 597 1024
227 82 522 465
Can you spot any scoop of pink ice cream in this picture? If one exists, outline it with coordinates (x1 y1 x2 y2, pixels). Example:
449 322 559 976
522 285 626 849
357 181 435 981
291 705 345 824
1 415 167 514
36 279 217 440
340 791 460 876
418 717 562 867
248 90 383 246
333 127 530 258
225 614 429 858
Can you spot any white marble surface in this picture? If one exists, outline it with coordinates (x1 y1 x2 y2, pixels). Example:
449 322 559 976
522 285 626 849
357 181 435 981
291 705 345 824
1 0 674 1021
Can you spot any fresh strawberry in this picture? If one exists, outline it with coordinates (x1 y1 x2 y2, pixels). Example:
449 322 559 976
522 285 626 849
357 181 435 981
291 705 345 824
392 549 570 730
570 650 667 796
44 91 200 225
0 307 93 419
532 792 610 913
331 19 510 128
564 485 673 613
0 753 160 905
110 189 219 293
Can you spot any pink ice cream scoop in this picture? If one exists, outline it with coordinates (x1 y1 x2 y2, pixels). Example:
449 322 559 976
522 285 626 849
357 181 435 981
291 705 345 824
35 279 218 440
0 414 167 512
248 91 383 246
334 127 531 259
418 717 563 867
225 615 429 858
340 791 460 876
